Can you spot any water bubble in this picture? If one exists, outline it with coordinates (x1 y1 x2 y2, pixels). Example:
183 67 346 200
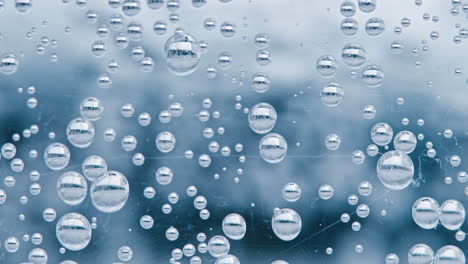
28 248 48 264
439 199 465 230
208 235 230 257
377 150 414 190
222 213 247 240
365 17 385 36
412 197 440 229
44 143 71 171
90 171 129 213
156 166 173 185
57 171 87 206
66 118 95 148
122 0 141 16
2 143 17 159
272 208 302 241
352 150 366 164
259 133 287 164
147 0 164 9
316 55 338 77
15 0 32 13
220 22 236 38
254 33 270 48
248 102 277 134
80 97 103 121
156 131 176 153
252 72 271 93
394 131 417 154
371 123 393 146
0 53 19 74
56 213 92 251
127 22 143 41
216 254 240 264
341 18 359 36
434 245 465 264
256 50 271 66
342 43 366 67
358 0 376 12
358 181 372 196
91 41 106 57
362 64 384 87
164 31 201 75
318 184 334 200
118 246 133 261
204 18 217 31
340 1 356 17
321 82 344 107
153 20 167 35
386 253 400 264
321 134 341 152
282 182 302 202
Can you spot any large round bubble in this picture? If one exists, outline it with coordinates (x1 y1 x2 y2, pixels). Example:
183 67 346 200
248 102 277 134
259 133 288 164
90 170 129 213
271 208 302 241
57 171 88 206
377 150 414 190
56 213 92 251
412 197 440 229
164 31 201 76
66 118 95 148
44 143 70 171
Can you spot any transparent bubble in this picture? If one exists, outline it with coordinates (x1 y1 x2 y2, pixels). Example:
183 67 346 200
412 197 440 229
434 245 465 264
44 143 71 171
220 21 236 38
316 55 338 76
118 246 133 261
358 0 376 12
153 20 167 35
394 131 417 154
248 102 277 134
28 248 48 264
342 43 366 67
57 171 87 206
254 33 270 48
156 166 173 185
341 18 358 36
218 52 232 68
121 135 137 151
321 82 344 107
90 171 129 213
5 236 20 252
352 150 366 164
439 199 465 230
222 213 247 240
340 1 356 17
259 133 288 164
282 182 302 202
318 184 334 200
371 123 393 146
386 253 400 264
358 181 372 196
365 17 385 36
122 0 141 16
164 31 200 76
56 213 92 251
15 0 33 13
272 208 302 241
66 118 95 148
208 235 230 257
377 150 414 190
362 64 384 87
325 134 341 151
252 72 271 93
156 131 176 153
0 53 19 75
80 97 103 121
